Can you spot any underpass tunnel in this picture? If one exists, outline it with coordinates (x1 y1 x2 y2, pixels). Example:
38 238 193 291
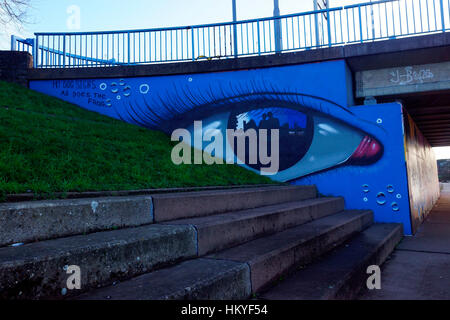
376 91 450 148
353 54 450 234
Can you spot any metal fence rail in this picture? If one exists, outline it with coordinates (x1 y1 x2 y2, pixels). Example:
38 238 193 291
11 0 450 68
11 36 34 54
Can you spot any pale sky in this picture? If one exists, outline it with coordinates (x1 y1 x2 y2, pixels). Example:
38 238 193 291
1 0 364 49
434 147 450 160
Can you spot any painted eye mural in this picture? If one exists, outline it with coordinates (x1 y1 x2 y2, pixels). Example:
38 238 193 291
112 84 384 182
29 60 431 235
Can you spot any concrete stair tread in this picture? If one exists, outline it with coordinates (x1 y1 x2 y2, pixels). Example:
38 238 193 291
75 210 373 299
0 195 154 247
77 258 251 300
165 197 342 228
0 224 194 264
164 197 344 255
209 210 372 263
152 185 317 222
151 185 312 199
259 223 403 300
208 209 374 292
0 224 197 299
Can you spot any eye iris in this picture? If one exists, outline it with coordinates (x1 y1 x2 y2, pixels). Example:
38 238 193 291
228 107 314 172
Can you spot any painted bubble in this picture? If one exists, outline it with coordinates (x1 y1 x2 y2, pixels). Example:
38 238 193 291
387 185 394 193
119 79 126 86
99 83 107 91
140 84 150 94
363 197 369 202
396 194 402 199
106 99 112 107
376 192 387 205
111 82 119 93
116 95 121 100
392 202 400 212
123 85 131 97
362 184 370 193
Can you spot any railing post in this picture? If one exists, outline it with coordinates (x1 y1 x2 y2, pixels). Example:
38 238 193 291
257 20 261 55
128 32 131 64
11 35 17 51
191 27 195 60
440 0 446 32
33 36 38 68
62 35 66 68
359 5 363 43
327 8 332 47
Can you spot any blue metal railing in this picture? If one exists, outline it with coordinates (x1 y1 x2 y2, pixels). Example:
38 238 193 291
11 36 34 54
11 0 450 68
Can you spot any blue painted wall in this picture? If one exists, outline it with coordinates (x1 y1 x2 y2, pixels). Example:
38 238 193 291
295 103 412 234
29 59 414 234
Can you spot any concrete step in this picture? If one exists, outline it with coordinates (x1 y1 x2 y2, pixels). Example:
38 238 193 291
0 196 154 247
152 185 317 222
260 223 403 300
165 197 345 255
0 185 316 247
77 258 252 300
77 210 373 300
209 210 374 293
0 224 197 300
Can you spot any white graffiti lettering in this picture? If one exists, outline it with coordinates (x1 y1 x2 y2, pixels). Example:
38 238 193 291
390 66 434 85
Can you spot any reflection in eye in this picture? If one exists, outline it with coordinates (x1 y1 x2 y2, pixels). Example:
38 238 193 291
117 86 384 182
229 107 314 172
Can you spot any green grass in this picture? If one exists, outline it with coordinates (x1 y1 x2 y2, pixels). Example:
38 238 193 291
0 81 273 201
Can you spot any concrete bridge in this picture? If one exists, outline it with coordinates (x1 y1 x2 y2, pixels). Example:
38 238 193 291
24 32 450 147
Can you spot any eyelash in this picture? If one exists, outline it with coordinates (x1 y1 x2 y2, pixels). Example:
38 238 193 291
114 81 351 126
113 79 387 138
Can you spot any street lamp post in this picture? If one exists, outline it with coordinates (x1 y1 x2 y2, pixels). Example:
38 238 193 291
313 0 319 47
232 0 238 57
370 0 375 40
233 0 282 55
313 0 329 47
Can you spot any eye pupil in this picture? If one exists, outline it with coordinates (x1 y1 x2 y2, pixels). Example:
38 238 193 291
228 107 314 172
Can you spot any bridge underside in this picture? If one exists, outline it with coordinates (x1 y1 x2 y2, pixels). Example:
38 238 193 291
376 92 450 147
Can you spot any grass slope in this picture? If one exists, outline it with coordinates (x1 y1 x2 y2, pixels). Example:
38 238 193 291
0 81 272 200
